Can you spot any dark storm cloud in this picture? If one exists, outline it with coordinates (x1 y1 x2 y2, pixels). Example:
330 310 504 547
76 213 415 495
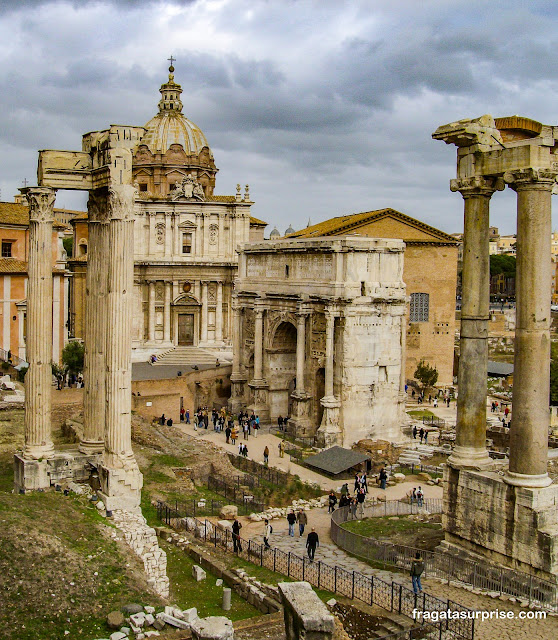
3 0 558 232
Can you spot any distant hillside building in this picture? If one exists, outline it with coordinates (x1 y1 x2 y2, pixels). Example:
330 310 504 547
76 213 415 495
287 209 458 386
0 200 70 363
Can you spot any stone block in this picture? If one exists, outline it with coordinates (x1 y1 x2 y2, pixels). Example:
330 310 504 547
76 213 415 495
193 564 207 581
279 581 335 640
156 613 189 629
144 614 155 626
110 633 127 640
107 611 125 629
190 616 234 640
121 603 144 615
182 607 199 623
130 613 146 627
219 505 238 520
152 619 165 631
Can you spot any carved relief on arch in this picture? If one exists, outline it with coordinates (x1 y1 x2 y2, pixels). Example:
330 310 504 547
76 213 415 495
244 309 255 343
311 312 326 358
266 310 297 350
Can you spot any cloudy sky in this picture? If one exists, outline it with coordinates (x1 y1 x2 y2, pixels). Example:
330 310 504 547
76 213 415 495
2 0 558 235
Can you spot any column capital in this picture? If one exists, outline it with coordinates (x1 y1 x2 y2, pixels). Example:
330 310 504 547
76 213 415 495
24 187 56 223
87 188 110 223
450 176 505 197
504 167 558 191
108 184 136 221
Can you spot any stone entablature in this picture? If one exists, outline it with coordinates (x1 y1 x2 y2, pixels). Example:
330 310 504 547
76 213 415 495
231 237 407 447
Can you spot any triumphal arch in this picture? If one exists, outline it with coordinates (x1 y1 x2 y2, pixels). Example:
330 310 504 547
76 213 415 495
230 237 408 447
434 115 558 579
14 125 145 510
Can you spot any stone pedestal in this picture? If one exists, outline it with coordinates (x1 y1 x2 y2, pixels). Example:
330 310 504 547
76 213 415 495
228 374 246 414
287 391 312 438
316 397 342 447
247 380 270 421
443 466 558 581
279 582 334 640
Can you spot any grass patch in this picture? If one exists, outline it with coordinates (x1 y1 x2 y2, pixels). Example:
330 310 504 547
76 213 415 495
341 515 442 538
162 542 259 621
407 409 436 419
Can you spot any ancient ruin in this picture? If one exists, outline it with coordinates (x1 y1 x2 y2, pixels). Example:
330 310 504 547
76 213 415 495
434 114 558 579
14 124 145 512
230 237 408 447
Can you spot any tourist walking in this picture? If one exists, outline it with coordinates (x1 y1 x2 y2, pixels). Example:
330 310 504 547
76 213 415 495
424 430 428 444
410 552 424 594
297 509 307 537
263 445 270 466
413 425 417 439
328 490 337 513
416 486 424 507
185 409 190 424
350 496 358 520
180 407 185 422
356 487 366 518
263 519 272 549
379 466 388 490
306 527 319 562
225 425 231 444
232 518 242 553
419 427 424 443
287 510 296 537
279 439 285 458
231 426 238 444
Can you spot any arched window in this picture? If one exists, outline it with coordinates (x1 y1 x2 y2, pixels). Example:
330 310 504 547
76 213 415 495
410 292 429 322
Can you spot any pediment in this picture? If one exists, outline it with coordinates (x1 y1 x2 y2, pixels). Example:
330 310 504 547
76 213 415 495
178 220 197 229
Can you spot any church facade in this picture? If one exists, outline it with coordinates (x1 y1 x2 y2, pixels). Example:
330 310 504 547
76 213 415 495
69 66 266 359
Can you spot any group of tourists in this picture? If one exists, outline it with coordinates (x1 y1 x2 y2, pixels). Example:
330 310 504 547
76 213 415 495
409 387 452 408
412 425 429 444
410 486 424 507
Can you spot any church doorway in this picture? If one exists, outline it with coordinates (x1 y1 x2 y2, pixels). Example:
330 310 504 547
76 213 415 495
178 314 195 345
267 321 297 419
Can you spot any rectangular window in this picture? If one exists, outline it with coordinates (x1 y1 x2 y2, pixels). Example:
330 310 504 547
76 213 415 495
182 232 192 254
1 241 12 258
410 292 429 322
139 183 147 192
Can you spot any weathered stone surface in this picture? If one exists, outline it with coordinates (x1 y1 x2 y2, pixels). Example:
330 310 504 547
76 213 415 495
110 633 127 640
156 612 189 629
279 581 334 640
192 564 207 581
107 612 126 629
219 505 238 520
182 607 199 623
190 616 234 640
121 603 144 615
129 612 146 628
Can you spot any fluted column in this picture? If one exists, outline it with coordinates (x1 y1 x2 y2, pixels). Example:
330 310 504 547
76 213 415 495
323 311 336 399
504 168 557 487
80 188 109 454
104 184 137 469
449 176 503 470
148 281 156 342
200 281 208 344
295 309 307 393
163 281 171 343
253 305 264 381
22 187 56 460
231 300 242 377
215 280 223 343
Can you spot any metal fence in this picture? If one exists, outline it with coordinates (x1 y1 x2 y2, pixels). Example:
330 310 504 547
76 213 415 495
156 500 475 640
331 503 558 613
422 416 446 428
207 476 266 513
227 452 290 486
166 497 263 518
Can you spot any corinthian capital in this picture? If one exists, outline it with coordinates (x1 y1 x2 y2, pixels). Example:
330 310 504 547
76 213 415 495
503 168 558 191
87 188 110 223
450 176 505 197
25 187 56 223
108 184 136 221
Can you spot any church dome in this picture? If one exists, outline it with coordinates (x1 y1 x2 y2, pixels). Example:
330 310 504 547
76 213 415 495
134 61 218 197
141 65 212 156
269 226 281 239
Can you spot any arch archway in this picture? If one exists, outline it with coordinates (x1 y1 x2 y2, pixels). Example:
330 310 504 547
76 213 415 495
267 321 297 420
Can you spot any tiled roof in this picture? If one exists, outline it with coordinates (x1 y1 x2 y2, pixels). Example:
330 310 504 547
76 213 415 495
287 208 458 244
249 216 267 226
0 259 28 273
305 446 370 475
207 195 237 203
0 202 78 230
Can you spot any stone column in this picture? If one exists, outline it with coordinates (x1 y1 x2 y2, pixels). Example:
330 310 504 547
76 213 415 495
99 184 142 511
253 306 264 382
295 310 307 393
504 168 556 487
317 309 342 447
22 187 56 461
200 282 208 344
163 281 172 343
80 188 109 454
215 281 224 343
148 281 156 342
448 176 503 470
229 297 245 413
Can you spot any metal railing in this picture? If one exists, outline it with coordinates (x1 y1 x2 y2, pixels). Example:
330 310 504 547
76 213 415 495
227 452 290 486
165 497 263 518
422 416 446 428
156 500 475 640
207 476 266 513
331 503 558 613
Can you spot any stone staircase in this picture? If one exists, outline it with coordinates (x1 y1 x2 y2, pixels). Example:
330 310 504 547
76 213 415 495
152 346 231 367
398 444 436 465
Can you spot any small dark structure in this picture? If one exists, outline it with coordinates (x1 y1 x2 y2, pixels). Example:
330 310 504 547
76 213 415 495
305 446 371 477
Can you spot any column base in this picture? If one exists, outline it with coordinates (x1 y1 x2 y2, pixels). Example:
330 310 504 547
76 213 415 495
504 470 553 488
247 379 270 421
22 442 55 461
444 466 558 579
448 446 495 471
316 396 342 448
78 439 105 455
288 391 313 439
14 449 102 492
98 461 143 512
229 374 246 414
